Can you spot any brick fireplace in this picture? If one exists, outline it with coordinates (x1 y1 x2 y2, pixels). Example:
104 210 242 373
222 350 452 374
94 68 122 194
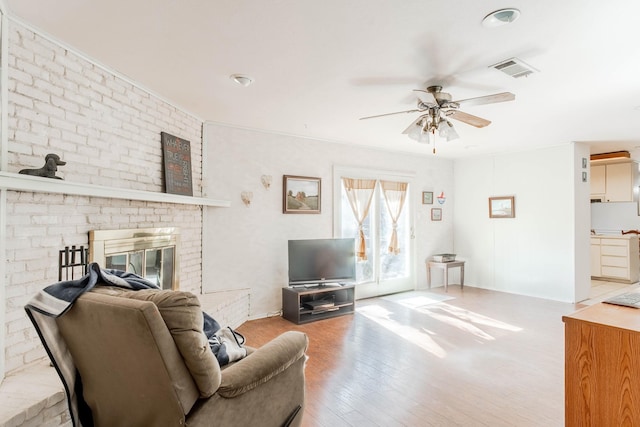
1 19 207 377
0 14 249 427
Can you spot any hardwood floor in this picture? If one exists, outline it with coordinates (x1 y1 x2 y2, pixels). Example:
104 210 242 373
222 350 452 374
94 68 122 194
237 286 581 427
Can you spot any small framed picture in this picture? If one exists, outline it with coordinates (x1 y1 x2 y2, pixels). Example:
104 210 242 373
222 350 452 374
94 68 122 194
431 208 442 221
422 191 434 205
283 175 321 214
489 196 515 218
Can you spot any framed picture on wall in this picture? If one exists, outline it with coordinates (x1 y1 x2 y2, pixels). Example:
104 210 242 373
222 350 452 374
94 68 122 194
161 132 193 196
283 175 321 214
431 208 442 221
489 196 515 218
422 191 434 205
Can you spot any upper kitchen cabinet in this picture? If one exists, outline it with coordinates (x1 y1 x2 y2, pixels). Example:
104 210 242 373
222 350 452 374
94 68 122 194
591 164 606 195
590 161 639 202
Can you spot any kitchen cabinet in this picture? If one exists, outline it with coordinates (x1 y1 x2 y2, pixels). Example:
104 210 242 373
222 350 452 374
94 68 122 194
590 164 606 196
590 235 639 282
590 161 639 202
590 237 601 276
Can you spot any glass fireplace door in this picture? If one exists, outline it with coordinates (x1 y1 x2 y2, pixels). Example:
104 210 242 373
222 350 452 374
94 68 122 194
104 246 174 290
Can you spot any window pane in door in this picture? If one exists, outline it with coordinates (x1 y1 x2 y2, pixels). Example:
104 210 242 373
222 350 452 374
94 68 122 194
379 190 410 280
340 186 374 283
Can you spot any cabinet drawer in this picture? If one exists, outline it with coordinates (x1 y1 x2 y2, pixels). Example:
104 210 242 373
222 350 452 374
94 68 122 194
591 238 601 245
602 255 628 268
602 266 628 278
601 245 628 256
600 238 627 247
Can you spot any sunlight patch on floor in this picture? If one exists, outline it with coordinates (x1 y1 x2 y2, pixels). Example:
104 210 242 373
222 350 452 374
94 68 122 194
363 291 524 348
430 304 523 332
380 291 454 308
356 305 447 358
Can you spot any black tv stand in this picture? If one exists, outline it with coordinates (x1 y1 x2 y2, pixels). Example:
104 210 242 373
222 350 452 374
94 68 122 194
282 284 355 324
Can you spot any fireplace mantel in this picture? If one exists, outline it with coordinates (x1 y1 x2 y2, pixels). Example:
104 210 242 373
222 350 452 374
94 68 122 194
0 171 230 207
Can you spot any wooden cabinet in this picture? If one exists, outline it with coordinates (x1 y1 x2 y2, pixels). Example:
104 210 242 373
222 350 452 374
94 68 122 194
590 235 639 282
590 161 639 202
282 284 355 324
563 302 640 425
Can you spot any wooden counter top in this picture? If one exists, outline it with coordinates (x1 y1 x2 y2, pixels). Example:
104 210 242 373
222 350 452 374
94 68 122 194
563 300 640 332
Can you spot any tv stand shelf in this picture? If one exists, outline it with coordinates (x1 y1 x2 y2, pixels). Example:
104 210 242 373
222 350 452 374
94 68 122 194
282 284 355 324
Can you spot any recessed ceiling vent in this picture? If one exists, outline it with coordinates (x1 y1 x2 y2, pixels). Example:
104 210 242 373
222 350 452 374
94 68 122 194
490 57 538 78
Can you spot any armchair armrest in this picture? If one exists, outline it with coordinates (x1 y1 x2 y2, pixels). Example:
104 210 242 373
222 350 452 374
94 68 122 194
217 331 308 398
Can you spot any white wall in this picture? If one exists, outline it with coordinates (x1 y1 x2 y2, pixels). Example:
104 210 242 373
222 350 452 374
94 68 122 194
202 123 454 318
574 142 592 302
453 144 588 303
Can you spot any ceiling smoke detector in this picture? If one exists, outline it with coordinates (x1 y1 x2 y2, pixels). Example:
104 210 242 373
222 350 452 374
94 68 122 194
490 57 538 79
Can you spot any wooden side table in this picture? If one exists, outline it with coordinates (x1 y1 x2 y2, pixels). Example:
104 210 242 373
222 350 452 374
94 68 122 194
426 260 465 292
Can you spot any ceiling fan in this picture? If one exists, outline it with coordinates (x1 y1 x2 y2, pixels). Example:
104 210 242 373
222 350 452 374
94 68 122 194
360 85 515 151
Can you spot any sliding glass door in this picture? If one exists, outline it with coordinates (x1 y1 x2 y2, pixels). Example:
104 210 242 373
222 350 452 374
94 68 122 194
334 167 414 299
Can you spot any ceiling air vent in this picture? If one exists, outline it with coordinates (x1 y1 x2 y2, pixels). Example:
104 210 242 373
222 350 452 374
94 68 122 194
490 57 538 78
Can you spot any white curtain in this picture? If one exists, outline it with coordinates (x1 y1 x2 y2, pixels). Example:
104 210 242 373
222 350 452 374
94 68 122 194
342 177 377 260
380 180 408 255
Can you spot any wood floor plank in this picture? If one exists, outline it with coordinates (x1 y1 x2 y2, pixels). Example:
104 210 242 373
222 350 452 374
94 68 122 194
237 286 578 427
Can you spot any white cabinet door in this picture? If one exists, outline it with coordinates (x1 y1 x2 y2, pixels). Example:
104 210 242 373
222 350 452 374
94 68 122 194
591 165 606 196
590 238 601 277
606 162 634 202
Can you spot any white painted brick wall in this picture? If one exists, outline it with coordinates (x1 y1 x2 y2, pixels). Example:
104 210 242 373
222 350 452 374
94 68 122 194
7 23 203 193
4 20 206 374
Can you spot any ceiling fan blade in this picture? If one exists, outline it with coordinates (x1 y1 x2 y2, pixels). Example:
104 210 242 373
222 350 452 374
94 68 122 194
412 89 438 106
453 92 515 107
359 109 422 120
448 110 491 128
401 115 427 134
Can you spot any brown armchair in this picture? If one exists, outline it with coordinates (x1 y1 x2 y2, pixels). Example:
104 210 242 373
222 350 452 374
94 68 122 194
54 289 308 427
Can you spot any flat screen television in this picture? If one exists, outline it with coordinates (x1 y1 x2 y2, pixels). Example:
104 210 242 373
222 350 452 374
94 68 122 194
288 238 356 286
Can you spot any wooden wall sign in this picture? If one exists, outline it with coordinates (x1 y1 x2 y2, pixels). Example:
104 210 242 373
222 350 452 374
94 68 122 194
161 132 193 196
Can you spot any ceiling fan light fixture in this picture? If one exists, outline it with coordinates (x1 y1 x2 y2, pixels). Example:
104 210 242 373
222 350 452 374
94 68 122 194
482 8 521 28
439 120 460 142
230 74 254 87
407 122 431 144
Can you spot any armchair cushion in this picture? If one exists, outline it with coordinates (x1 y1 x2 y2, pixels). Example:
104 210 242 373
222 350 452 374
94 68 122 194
218 330 308 398
91 287 221 397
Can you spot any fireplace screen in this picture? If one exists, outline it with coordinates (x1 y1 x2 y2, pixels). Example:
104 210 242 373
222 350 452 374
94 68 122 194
89 228 179 290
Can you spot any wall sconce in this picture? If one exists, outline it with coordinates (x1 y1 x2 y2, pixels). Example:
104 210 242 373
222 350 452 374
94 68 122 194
436 192 446 205
241 191 253 207
261 175 272 190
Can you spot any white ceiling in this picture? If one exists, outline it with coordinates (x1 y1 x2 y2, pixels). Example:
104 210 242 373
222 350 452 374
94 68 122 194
5 0 640 159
